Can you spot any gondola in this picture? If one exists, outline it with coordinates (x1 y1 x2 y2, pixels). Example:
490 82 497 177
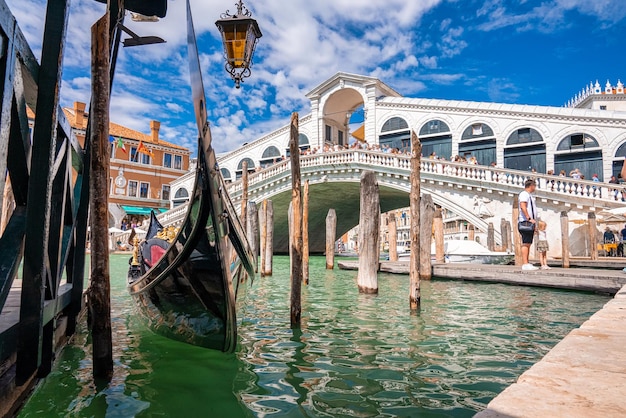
127 1 255 352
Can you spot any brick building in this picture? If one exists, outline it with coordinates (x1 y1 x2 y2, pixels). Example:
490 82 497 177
63 101 191 228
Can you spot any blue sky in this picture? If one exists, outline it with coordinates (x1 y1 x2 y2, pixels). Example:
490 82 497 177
6 0 626 154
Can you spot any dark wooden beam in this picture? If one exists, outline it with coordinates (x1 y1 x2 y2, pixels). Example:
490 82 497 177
17 0 70 384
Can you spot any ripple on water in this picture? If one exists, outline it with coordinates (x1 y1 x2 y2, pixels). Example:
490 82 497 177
18 255 609 418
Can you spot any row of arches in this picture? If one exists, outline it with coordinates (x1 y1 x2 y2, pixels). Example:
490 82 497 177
223 134 311 181
382 116 608 180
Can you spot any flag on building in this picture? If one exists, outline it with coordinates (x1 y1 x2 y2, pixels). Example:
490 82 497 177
116 137 127 153
109 135 115 143
137 140 155 159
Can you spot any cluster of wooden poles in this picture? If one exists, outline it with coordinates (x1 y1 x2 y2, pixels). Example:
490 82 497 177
237 115 437 329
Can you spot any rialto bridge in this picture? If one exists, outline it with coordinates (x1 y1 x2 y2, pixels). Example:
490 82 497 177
163 149 626 257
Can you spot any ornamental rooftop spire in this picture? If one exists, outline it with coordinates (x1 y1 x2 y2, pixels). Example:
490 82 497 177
565 79 625 109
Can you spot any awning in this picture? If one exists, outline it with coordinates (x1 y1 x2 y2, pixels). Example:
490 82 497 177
351 124 365 142
122 205 158 216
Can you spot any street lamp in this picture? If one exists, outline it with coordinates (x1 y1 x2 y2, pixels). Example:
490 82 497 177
215 0 263 88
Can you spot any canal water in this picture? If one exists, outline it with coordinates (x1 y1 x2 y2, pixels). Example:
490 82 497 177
19 255 609 417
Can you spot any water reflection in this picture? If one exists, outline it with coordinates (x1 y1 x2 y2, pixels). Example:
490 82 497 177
19 255 609 418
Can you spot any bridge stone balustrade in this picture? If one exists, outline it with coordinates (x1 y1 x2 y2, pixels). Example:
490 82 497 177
157 150 626 256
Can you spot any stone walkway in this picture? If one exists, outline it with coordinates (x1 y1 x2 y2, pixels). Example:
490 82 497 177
475 284 626 417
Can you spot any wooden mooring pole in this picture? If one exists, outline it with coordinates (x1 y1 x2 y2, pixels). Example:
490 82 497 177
246 201 259 272
357 171 380 294
325 209 337 269
560 211 570 268
289 112 303 328
434 207 444 263
409 131 421 311
265 200 274 276
302 180 309 285
500 218 509 252
487 222 495 251
588 212 598 260
512 195 522 266
388 212 398 262
419 194 435 280
240 160 248 222
259 200 267 276
88 12 113 380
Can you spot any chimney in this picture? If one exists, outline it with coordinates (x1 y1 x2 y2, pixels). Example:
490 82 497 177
74 101 86 127
150 120 160 143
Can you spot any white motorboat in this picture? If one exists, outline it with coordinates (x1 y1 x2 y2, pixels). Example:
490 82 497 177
398 240 514 265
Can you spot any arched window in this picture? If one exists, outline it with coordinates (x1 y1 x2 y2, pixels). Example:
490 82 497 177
260 146 282 168
612 142 626 179
459 123 496 166
504 128 546 173
221 168 232 182
299 133 309 147
379 117 410 151
236 157 255 179
174 188 189 198
172 187 189 208
417 119 452 159
554 134 602 180
381 117 409 132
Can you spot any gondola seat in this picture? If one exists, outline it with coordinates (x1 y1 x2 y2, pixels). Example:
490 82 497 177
142 238 170 268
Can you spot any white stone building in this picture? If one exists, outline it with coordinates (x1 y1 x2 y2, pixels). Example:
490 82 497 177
171 72 626 209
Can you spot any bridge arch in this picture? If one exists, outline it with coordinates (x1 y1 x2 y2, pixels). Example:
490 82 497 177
504 127 546 173
417 118 453 159
321 87 366 146
260 145 282 168
220 168 232 182
458 121 498 165
236 157 255 179
554 133 603 180
610 132 626 179
173 187 189 207
379 116 410 151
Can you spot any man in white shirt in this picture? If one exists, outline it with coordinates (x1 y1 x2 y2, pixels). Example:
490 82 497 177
518 179 538 270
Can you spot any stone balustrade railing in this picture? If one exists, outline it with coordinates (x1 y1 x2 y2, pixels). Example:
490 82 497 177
225 149 624 205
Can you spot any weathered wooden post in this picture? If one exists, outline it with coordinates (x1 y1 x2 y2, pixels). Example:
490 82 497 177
264 199 274 276
357 171 380 294
240 160 248 222
560 211 570 268
246 201 259 272
409 131 422 311
505 221 512 252
289 112 303 327
325 209 337 269
88 13 113 380
419 194 435 280
388 212 398 262
512 195 522 266
433 207 444 263
259 200 267 276
468 224 475 241
487 222 495 251
588 212 598 261
500 218 509 251
302 180 310 285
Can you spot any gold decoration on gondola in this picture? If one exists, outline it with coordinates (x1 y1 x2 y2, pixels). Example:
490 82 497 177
131 236 140 266
156 226 179 243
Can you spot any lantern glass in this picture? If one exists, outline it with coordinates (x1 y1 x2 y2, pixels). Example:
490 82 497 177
215 1 262 88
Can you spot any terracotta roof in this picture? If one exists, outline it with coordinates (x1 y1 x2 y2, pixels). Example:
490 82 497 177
61 107 189 152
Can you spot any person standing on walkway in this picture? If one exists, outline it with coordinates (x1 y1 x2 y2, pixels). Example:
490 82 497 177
536 220 551 270
518 179 538 270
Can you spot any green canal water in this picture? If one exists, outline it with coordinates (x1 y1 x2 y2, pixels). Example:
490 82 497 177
19 255 609 417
